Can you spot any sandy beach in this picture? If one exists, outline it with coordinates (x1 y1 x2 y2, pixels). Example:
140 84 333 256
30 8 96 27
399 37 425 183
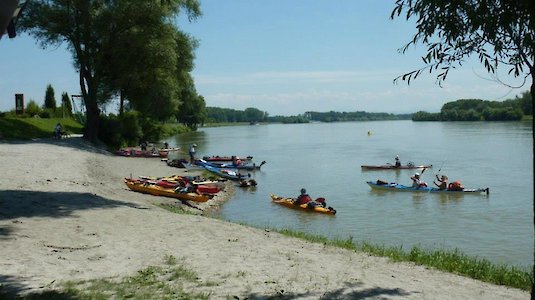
0 137 529 299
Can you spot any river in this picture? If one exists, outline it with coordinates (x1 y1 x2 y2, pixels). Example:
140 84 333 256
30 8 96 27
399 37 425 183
165 120 533 268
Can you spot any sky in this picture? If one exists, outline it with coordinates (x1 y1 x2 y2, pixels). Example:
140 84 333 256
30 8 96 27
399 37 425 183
0 1 528 116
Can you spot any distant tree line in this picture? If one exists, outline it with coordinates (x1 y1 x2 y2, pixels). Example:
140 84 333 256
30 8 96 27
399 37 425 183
206 107 268 123
206 107 411 124
412 92 532 121
306 111 411 122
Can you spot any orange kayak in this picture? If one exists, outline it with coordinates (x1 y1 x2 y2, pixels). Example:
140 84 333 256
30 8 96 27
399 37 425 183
270 194 336 215
124 178 211 202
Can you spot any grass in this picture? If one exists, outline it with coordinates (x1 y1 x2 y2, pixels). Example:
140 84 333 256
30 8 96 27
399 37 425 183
8 255 212 300
273 228 533 291
0 116 84 139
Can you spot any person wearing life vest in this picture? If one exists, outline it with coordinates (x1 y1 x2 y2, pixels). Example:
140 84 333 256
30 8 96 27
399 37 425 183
411 172 427 188
294 188 312 205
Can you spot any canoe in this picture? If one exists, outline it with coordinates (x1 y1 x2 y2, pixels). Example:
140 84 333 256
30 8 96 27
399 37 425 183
361 164 432 170
202 155 253 162
202 165 249 181
270 194 336 215
124 178 211 202
366 181 489 194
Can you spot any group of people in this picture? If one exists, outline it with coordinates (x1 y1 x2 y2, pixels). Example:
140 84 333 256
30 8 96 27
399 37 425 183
410 172 464 191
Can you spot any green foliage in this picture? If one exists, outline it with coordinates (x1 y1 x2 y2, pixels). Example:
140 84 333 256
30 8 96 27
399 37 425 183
306 110 410 122
98 112 143 149
0 117 83 139
176 86 207 129
391 0 534 86
43 84 56 111
61 92 73 117
413 95 528 121
268 115 310 124
20 0 202 142
25 100 42 117
206 107 266 123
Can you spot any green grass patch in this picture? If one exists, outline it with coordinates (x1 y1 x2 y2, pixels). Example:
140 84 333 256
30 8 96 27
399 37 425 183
0 117 83 140
272 227 532 291
9 255 211 300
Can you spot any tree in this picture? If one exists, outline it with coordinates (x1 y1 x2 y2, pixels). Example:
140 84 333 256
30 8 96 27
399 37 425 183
25 99 41 117
176 81 207 130
43 84 56 111
61 92 72 117
391 0 534 295
20 0 201 142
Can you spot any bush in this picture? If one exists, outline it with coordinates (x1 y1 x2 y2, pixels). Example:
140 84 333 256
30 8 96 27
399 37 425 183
25 100 42 117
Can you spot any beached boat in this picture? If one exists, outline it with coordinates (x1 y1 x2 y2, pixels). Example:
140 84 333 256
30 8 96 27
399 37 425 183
361 164 432 170
124 178 211 202
116 148 168 158
366 181 489 194
270 194 336 215
202 155 253 162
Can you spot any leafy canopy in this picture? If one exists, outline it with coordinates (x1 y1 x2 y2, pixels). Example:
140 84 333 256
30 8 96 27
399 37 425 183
391 0 534 86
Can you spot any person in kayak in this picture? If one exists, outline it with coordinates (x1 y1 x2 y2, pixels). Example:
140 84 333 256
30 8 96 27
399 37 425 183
394 155 401 168
434 174 448 190
294 188 312 205
411 173 427 188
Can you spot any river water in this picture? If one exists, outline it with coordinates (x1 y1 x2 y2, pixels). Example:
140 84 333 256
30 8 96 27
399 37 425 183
166 120 533 268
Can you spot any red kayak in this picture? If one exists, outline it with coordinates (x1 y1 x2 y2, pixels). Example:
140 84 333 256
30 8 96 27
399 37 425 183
202 155 253 162
361 164 432 170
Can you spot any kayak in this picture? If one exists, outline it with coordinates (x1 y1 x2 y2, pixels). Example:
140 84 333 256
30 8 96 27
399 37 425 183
270 194 336 215
366 181 489 194
202 165 249 181
361 164 432 170
137 175 223 194
196 159 266 171
124 178 211 202
116 148 168 158
202 155 253 162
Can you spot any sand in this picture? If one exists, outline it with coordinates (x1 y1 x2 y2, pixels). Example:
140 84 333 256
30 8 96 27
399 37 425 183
0 137 529 299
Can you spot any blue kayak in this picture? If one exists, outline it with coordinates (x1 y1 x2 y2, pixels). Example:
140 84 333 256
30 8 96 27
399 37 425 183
366 181 489 195
202 165 250 181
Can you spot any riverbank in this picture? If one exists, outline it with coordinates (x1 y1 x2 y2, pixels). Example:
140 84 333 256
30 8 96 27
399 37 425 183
0 137 529 299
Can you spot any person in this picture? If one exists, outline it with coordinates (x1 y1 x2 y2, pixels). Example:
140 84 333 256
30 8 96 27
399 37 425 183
189 143 197 163
411 172 427 188
140 141 148 151
434 174 448 190
54 123 63 139
294 188 312 205
232 156 242 166
394 155 401 168
163 142 169 150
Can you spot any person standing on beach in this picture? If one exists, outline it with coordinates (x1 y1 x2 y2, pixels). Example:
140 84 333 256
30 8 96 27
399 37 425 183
189 143 197 163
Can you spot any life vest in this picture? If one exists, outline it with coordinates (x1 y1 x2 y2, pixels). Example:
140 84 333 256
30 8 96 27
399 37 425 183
448 181 464 191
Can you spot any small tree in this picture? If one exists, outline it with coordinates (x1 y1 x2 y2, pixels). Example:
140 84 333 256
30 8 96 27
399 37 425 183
25 100 41 117
61 92 72 117
43 84 56 111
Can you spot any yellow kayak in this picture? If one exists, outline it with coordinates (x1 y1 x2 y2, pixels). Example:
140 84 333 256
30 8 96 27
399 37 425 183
124 178 211 202
270 194 336 215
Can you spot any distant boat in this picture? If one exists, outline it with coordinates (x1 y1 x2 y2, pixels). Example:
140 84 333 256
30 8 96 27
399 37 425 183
361 164 432 170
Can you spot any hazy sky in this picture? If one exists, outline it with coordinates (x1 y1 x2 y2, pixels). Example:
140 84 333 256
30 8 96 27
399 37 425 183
0 1 528 116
